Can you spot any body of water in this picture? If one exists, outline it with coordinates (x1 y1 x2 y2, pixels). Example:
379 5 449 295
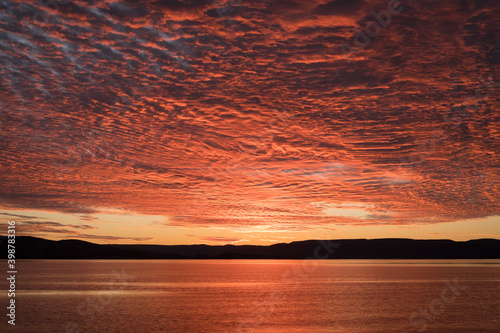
3 259 500 332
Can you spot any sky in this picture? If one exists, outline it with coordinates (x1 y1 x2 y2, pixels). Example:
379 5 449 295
0 0 499 245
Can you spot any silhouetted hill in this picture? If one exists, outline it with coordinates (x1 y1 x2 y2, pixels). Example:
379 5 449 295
1 236 500 259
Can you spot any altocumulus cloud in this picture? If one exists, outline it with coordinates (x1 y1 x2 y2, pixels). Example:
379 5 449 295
0 0 498 231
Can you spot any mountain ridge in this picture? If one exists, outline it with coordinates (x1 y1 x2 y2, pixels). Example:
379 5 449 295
2 236 500 259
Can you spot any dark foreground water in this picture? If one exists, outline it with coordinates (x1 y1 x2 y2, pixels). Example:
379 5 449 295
2 259 500 332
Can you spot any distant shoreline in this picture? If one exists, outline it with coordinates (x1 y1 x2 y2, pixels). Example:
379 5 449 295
2 236 500 260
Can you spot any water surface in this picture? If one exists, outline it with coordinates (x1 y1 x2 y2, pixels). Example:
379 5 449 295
4 259 500 332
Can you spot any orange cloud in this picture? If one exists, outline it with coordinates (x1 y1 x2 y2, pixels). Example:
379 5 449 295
0 0 498 241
